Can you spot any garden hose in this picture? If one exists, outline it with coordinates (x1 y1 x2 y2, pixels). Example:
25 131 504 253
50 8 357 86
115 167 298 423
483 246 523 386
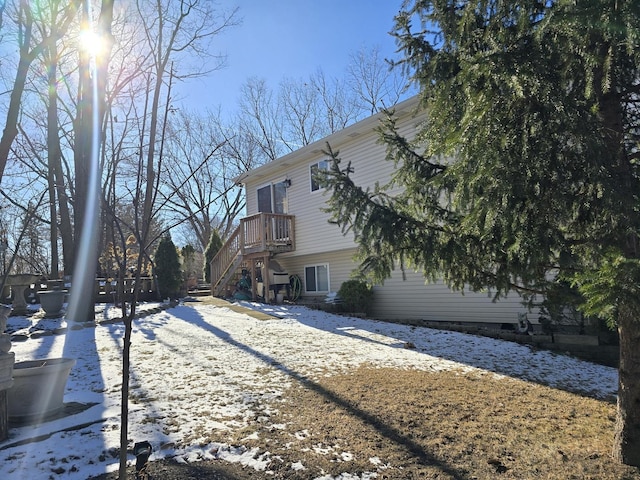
289 274 302 301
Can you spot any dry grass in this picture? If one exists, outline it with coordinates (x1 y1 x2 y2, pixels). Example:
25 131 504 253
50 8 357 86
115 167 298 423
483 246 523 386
93 365 640 480
90 300 639 479
229 366 640 480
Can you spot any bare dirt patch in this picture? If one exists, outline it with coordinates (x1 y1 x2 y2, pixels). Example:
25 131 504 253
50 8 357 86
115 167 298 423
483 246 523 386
92 366 640 480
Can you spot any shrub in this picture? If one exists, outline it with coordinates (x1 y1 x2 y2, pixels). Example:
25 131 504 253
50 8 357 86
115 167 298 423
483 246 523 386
154 235 182 299
338 279 374 315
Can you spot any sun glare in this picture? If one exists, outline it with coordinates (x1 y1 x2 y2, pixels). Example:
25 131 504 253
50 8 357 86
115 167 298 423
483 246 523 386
78 29 106 57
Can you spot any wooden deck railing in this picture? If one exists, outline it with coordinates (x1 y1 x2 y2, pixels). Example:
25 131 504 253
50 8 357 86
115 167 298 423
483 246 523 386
242 212 295 253
210 227 243 292
210 213 295 295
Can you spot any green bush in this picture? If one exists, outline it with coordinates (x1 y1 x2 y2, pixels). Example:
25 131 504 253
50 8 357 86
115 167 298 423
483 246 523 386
154 235 183 299
338 279 374 315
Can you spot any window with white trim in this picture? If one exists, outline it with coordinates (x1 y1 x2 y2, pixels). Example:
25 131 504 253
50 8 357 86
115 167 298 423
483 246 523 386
304 264 329 293
310 160 330 192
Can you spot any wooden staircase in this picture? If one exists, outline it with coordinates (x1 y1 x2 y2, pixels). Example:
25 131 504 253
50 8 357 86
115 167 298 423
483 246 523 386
210 213 295 298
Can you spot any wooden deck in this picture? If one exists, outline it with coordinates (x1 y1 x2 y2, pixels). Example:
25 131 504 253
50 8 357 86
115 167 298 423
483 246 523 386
210 213 295 297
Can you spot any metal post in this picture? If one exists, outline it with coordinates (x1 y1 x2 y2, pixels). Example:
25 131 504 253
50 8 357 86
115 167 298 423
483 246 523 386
0 305 14 442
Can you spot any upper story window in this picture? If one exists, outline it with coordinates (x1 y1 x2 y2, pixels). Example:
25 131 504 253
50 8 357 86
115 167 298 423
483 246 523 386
310 160 330 192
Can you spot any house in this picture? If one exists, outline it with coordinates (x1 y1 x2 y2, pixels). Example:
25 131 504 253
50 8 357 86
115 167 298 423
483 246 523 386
211 95 538 328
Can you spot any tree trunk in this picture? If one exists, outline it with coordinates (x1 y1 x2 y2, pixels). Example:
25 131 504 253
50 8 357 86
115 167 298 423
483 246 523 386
50 37 73 275
612 307 640 467
72 37 96 322
0 41 34 183
119 315 133 480
54 163 74 274
71 0 113 321
47 48 60 279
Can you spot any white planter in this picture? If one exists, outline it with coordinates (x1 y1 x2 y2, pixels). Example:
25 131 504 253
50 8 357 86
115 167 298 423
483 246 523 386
38 290 67 317
6 274 40 316
0 352 15 391
8 357 76 421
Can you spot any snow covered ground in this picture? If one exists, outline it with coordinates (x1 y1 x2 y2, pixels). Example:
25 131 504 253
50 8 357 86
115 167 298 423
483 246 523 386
0 298 618 479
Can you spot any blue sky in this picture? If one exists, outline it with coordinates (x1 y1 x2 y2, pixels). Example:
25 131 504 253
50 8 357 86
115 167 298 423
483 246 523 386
182 0 405 113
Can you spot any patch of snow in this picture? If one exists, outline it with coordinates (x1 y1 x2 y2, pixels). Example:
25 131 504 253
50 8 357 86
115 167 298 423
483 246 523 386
291 460 306 471
0 301 618 479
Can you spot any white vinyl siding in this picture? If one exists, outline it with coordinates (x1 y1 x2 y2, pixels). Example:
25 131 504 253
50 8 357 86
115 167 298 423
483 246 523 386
272 249 358 299
241 97 542 326
274 251 537 325
244 101 422 258
371 269 539 324
247 135 404 256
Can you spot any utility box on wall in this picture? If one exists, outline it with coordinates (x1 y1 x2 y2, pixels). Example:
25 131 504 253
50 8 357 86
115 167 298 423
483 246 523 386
271 272 289 285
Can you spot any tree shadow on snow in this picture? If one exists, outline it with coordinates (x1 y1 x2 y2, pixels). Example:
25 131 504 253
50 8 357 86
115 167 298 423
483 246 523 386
239 302 618 402
173 305 472 480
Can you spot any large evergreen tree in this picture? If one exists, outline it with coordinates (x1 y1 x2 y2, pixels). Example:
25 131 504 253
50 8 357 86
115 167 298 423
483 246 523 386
322 0 640 466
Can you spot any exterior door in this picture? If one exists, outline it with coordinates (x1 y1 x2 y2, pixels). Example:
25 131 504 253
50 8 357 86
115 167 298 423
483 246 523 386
273 181 287 214
257 181 289 242
257 184 272 213
257 181 288 214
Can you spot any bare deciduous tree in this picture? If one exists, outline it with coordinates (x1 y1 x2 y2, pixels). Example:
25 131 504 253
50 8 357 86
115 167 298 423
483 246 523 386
309 69 360 133
346 45 408 114
235 46 410 170
111 2 238 477
278 77 323 148
0 0 80 185
238 77 284 161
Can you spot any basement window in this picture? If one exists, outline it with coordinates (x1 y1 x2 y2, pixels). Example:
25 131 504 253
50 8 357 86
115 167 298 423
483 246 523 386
304 264 329 293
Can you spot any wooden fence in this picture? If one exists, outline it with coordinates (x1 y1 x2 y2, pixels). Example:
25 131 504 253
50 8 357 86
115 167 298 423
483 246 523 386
1 277 159 304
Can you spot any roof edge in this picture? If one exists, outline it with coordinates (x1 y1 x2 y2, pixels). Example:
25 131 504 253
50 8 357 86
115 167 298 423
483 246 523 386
235 94 422 185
